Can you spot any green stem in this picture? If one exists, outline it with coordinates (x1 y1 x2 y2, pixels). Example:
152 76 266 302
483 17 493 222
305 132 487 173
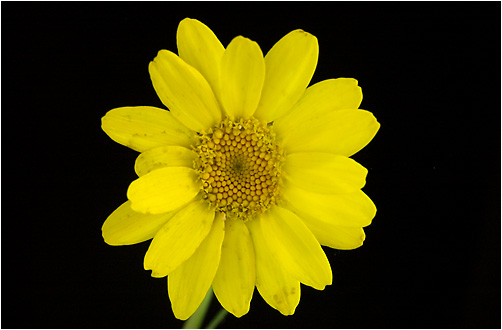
182 287 214 329
206 308 228 329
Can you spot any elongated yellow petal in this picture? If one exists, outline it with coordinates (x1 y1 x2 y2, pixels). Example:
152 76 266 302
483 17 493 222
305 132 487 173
168 213 225 320
280 108 380 157
149 50 221 132
135 145 196 177
212 217 255 317
127 167 201 214
102 200 179 246
299 218 367 250
253 30 318 122
101 106 195 152
144 199 215 277
326 226 366 250
246 218 300 315
220 36 265 120
275 78 362 139
283 152 367 194
177 18 225 103
281 181 376 228
260 206 332 290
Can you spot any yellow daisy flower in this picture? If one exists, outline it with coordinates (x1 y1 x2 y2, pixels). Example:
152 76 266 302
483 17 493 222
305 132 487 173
101 18 380 320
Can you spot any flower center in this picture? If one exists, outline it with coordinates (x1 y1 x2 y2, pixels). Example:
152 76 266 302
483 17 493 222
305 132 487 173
194 117 283 219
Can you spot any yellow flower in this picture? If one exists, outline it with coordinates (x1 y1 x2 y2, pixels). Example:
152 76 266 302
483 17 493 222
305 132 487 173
101 18 380 320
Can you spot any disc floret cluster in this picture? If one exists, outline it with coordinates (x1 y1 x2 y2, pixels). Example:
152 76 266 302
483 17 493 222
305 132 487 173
194 117 283 219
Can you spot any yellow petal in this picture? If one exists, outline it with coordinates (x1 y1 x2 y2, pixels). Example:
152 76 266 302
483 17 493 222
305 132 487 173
280 108 380 157
168 213 225 320
127 167 201 214
281 182 376 228
101 106 195 152
144 199 215 277
135 145 196 177
220 36 265 120
177 18 225 103
102 200 178 246
325 226 366 250
212 217 255 317
259 206 332 290
299 219 367 250
275 78 362 139
283 152 367 194
149 50 221 132
246 218 300 315
253 30 318 122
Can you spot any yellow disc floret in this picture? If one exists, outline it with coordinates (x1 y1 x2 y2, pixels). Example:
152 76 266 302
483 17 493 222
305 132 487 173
194 117 283 219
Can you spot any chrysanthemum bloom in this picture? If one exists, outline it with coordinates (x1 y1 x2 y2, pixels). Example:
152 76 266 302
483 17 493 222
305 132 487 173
101 18 380 320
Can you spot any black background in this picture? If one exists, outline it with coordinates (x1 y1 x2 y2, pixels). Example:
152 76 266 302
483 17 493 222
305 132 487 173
3 2 500 328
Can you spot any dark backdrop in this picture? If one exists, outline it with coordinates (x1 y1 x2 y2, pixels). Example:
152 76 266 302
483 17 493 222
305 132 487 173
3 2 500 328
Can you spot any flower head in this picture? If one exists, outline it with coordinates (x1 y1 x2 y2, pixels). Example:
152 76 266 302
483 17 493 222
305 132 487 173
102 18 379 320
